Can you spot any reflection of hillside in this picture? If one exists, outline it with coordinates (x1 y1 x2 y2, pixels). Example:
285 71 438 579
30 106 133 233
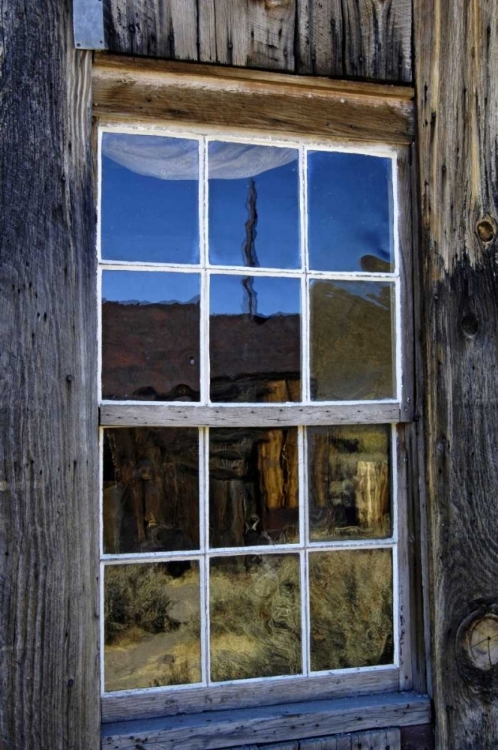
210 313 300 402
310 282 394 400
102 301 201 400
103 287 394 403
102 302 301 402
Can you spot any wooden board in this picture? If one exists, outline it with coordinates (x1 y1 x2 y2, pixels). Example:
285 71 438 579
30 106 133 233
102 0 412 83
414 0 498 747
104 0 199 60
400 724 434 750
100 403 404 429
101 692 430 749
198 0 296 71
92 54 414 145
102 667 399 723
296 0 412 83
0 2 99 750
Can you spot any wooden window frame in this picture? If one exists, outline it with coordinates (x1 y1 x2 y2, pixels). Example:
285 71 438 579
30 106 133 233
93 55 430 745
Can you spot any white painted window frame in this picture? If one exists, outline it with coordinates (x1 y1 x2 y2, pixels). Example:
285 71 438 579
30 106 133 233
97 120 415 724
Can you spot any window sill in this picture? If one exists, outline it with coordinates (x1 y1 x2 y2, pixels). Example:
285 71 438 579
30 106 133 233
101 691 431 750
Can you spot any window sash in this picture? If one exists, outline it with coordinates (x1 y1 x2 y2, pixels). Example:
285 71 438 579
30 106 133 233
97 117 415 719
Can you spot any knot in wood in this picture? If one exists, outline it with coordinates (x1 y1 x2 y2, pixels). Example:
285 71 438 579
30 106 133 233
476 217 496 243
458 605 498 674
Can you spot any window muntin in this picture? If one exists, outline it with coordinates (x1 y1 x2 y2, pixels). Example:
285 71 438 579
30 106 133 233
98 125 405 706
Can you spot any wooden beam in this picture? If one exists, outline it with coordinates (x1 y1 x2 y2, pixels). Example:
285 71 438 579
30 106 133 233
0 1 99 749
414 0 498 747
102 667 399 723
101 692 431 749
100 402 404 429
92 54 415 145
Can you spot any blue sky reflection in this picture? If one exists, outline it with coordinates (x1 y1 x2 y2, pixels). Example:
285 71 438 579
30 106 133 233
101 133 199 264
308 151 393 273
210 275 300 317
102 270 200 305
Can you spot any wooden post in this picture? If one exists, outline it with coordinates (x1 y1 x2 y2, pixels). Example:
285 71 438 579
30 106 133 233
0 1 99 749
414 1 498 746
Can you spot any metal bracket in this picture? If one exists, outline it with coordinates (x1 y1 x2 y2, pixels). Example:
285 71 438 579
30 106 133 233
73 0 105 50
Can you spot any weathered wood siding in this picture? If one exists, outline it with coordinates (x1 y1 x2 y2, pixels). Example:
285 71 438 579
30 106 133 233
414 0 498 748
103 0 412 82
0 1 99 750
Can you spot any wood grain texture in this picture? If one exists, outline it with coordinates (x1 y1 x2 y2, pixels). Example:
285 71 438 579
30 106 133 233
102 667 399 722
101 693 430 749
400 724 434 750
198 0 296 70
0 1 99 749
296 0 411 83
92 55 415 145
102 0 412 82
414 0 498 747
100 403 403 429
104 0 199 59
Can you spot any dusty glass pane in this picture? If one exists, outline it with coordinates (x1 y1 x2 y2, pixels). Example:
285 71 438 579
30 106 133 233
210 275 301 402
210 554 301 681
103 428 199 554
308 425 391 541
310 280 395 401
307 151 393 273
102 271 200 401
101 133 199 264
309 549 393 671
208 142 299 269
209 427 299 548
104 562 201 691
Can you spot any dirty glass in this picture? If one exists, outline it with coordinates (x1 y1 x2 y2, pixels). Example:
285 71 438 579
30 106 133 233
309 549 393 671
104 562 201 691
209 554 301 681
103 428 200 554
101 270 200 401
307 425 391 541
209 427 299 548
309 280 395 401
210 274 301 403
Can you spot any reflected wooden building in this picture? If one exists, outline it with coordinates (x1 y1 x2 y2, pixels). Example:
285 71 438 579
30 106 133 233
103 297 391 553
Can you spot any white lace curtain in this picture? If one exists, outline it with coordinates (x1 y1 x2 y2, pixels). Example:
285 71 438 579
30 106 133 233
102 133 297 180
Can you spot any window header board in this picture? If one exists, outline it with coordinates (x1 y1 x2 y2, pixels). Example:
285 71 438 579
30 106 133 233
92 55 415 147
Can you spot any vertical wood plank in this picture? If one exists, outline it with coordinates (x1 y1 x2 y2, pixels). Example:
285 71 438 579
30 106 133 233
400 724 434 750
104 0 199 59
0 1 99 749
300 736 352 749
350 728 400 749
414 0 498 747
198 0 295 71
296 0 412 82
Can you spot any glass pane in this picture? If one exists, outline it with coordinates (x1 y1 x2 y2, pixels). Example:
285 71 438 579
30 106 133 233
307 425 391 541
307 151 394 273
209 142 299 269
101 133 199 264
310 280 395 400
103 428 199 554
209 427 299 548
210 275 301 402
309 549 393 671
210 554 301 681
104 562 201 691
102 271 200 401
